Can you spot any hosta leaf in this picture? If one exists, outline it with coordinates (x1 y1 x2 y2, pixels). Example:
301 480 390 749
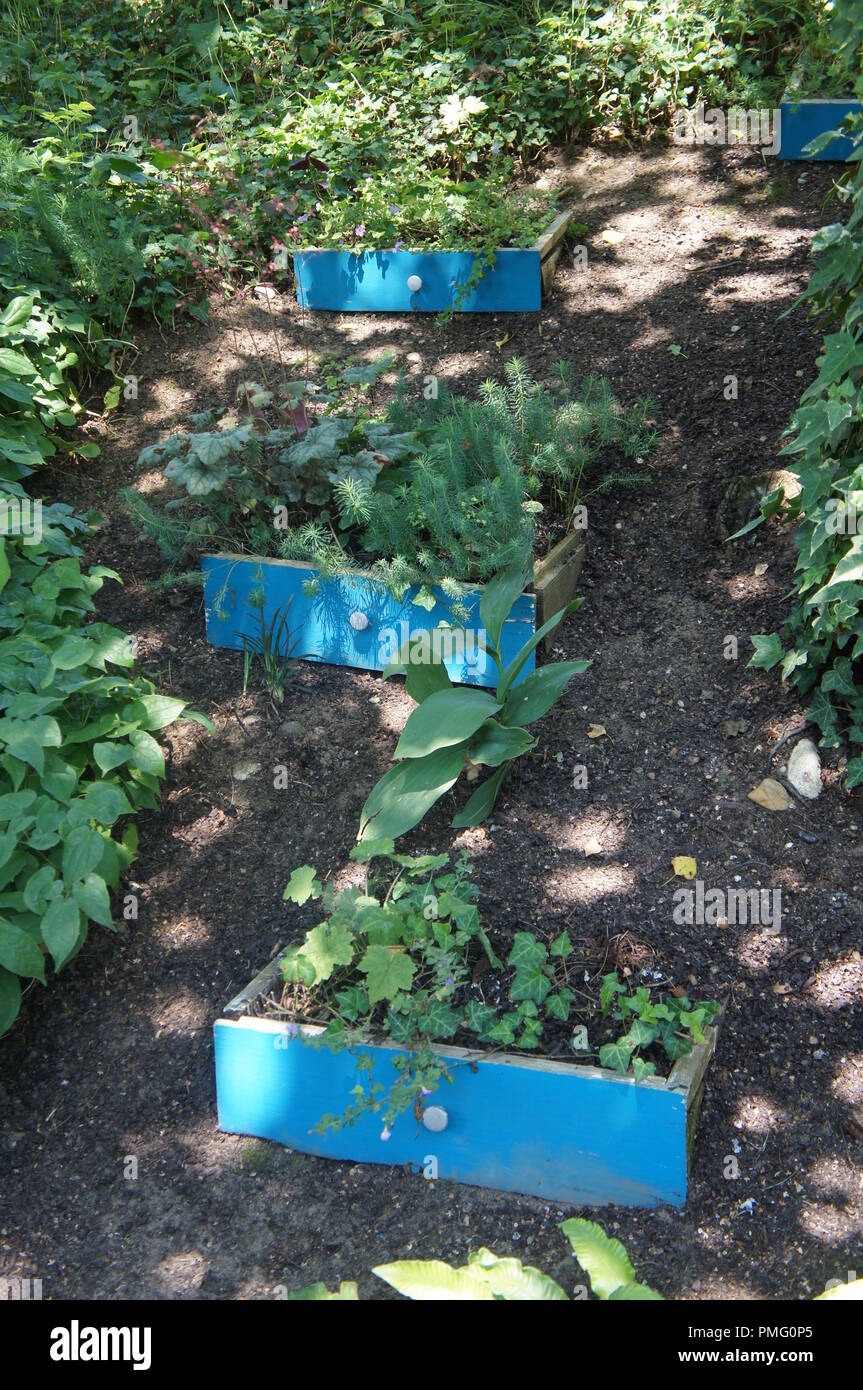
451 764 507 828
395 688 500 758
358 741 468 842
468 719 534 767
561 1218 638 1299
467 1249 568 1301
373 1260 494 1300
501 661 588 727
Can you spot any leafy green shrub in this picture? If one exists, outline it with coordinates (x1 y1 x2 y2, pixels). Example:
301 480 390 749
747 3 863 787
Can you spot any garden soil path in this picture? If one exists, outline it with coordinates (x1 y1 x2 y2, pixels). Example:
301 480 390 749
2 142 862 1300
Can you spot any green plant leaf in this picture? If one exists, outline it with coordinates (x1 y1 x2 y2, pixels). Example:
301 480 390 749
561 1218 639 1299
373 1260 495 1300
508 931 551 1004
467 1249 568 1300
451 764 507 828
71 873 113 929
0 918 46 982
501 660 589 727
358 943 416 1005
497 599 582 699
283 1281 359 1300
395 688 500 758
300 921 355 983
358 741 468 842
41 897 81 970
283 865 322 905
479 560 531 659
468 719 535 767
0 966 22 1034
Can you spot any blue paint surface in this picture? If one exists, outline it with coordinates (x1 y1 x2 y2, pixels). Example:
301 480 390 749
778 97 862 160
201 554 536 689
214 1018 688 1208
293 248 542 312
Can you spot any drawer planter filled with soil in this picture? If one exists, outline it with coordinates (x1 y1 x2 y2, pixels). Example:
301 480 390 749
215 848 721 1208
125 359 650 695
201 529 585 689
293 209 574 314
777 40 861 161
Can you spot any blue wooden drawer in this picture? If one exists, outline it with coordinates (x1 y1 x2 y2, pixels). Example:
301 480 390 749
201 553 536 689
778 94 862 160
292 209 573 313
214 964 719 1208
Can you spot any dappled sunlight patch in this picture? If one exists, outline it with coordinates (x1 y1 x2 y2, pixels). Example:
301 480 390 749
734 929 788 973
732 1092 789 1136
153 1249 209 1294
831 1053 863 1108
148 989 208 1037
806 952 863 1010
548 861 635 905
800 1157 863 1243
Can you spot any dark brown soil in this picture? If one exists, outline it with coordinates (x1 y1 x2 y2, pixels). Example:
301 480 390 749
1 143 861 1302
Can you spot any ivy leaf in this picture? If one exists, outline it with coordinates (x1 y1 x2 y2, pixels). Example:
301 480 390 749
419 998 460 1038
358 944 416 1005
748 633 784 671
507 931 551 1004
545 989 574 1021
548 931 572 958
599 1039 634 1073
631 1057 657 1082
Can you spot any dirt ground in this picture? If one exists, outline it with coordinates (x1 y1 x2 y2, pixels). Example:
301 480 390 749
1 142 861 1301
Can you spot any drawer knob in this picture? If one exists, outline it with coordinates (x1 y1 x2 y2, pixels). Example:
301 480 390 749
407 274 423 293
422 1104 448 1133
349 610 369 632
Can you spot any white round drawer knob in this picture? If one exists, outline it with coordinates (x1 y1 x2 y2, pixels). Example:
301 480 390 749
422 1104 448 1133
349 610 369 632
407 274 423 293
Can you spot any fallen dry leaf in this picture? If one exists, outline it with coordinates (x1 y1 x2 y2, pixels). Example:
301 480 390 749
748 777 792 812
672 855 697 880
772 982 793 995
600 228 625 245
754 562 769 577
587 723 606 739
584 836 602 857
495 331 515 350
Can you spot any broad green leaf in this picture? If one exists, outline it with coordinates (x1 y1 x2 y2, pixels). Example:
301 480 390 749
608 1281 664 1300
479 560 530 659
497 599 582 700
501 660 588 727
41 897 81 970
451 765 507 828
0 918 45 981
0 966 22 1034
561 1218 638 1299
395 688 500 758
358 741 468 842
373 1260 494 1300
358 943 416 1005
748 633 784 671
468 719 535 767
467 1249 568 1300
383 639 453 703
283 865 322 904
599 1039 635 1072
71 873 113 929
508 931 551 1004
300 921 355 983
62 825 106 884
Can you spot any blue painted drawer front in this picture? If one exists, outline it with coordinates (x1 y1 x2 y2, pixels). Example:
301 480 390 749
779 98 862 160
201 554 536 689
214 1018 688 1207
293 248 542 313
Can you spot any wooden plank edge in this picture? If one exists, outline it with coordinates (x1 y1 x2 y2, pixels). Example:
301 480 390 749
535 207 574 260
534 531 587 649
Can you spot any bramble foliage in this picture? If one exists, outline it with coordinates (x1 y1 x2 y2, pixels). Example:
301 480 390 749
747 1 863 788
